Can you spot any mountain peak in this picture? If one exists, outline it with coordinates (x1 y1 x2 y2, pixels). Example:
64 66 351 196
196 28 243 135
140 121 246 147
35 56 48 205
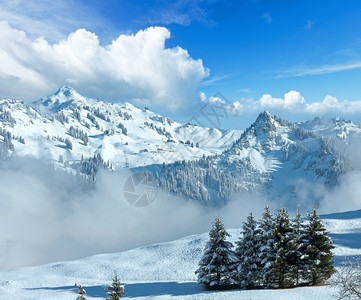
54 85 79 97
256 110 273 122
251 110 277 131
34 86 87 112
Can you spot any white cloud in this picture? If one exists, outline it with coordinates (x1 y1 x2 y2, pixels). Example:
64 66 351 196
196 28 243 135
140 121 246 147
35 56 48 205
199 91 207 102
202 90 361 116
260 90 306 110
305 95 361 114
258 91 361 115
0 22 209 112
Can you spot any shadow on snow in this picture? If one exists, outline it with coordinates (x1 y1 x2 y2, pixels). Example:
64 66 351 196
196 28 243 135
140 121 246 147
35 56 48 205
25 281 241 298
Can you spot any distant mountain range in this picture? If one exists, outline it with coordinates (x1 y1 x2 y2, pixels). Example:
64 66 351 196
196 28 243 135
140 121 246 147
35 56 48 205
0 86 242 169
1 86 360 206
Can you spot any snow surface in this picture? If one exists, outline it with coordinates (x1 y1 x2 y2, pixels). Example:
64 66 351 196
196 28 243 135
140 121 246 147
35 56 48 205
0 211 360 299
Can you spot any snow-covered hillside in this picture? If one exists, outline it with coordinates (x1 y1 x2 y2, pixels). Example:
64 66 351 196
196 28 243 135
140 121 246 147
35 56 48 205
1 210 360 299
0 86 242 171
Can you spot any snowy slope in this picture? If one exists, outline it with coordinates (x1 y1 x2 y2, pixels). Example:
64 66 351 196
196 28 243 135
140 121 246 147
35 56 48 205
1 210 360 299
0 86 242 170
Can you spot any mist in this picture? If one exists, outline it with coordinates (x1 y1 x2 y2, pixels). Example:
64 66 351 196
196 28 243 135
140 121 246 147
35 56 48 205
0 158 269 270
318 138 361 214
1 140 361 270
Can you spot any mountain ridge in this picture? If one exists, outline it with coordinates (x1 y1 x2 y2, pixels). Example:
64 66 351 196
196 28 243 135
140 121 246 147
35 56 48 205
153 110 359 206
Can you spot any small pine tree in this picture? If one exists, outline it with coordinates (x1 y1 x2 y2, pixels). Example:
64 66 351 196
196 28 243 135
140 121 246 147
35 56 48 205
269 207 298 288
258 206 276 287
106 274 125 300
65 138 73 150
305 208 335 285
235 213 262 288
196 216 238 288
76 285 87 300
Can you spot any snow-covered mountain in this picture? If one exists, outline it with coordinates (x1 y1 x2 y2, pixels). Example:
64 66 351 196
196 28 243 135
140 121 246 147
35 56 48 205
0 86 242 173
0 86 359 206
0 209 360 299
298 116 361 143
153 111 356 206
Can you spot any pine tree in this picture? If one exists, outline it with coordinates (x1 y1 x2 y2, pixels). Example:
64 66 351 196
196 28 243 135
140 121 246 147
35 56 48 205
76 285 87 300
106 274 125 299
269 207 298 288
305 208 335 285
65 138 73 150
196 216 238 288
235 213 261 288
291 207 309 286
258 206 276 287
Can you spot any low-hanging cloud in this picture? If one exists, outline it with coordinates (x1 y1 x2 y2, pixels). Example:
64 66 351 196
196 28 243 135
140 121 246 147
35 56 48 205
0 21 209 112
0 153 359 270
0 158 269 270
318 139 361 214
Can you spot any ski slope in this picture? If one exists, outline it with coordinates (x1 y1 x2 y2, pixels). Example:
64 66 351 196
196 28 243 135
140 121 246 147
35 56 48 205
1 210 360 299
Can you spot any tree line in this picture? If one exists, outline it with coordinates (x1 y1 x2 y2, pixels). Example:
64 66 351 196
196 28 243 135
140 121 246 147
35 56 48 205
196 207 335 289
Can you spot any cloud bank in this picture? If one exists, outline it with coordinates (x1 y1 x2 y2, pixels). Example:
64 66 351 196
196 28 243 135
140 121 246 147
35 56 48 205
0 158 267 270
0 154 359 270
0 22 209 112
209 90 361 116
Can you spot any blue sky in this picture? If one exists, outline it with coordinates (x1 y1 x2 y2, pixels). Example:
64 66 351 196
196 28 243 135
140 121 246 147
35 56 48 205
1 0 361 129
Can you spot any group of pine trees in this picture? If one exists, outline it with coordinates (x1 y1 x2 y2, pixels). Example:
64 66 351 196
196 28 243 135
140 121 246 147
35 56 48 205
196 207 335 290
76 274 125 300
69 125 89 145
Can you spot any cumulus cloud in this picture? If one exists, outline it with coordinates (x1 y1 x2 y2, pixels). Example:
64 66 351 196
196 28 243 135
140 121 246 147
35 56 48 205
201 90 361 116
258 91 361 115
0 22 209 112
259 91 306 110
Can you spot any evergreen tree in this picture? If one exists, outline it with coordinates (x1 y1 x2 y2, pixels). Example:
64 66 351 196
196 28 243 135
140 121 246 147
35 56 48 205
76 285 87 300
235 213 261 288
106 274 125 300
196 216 238 288
305 208 335 285
258 206 276 287
291 207 309 286
269 207 298 288
65 138 73 150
